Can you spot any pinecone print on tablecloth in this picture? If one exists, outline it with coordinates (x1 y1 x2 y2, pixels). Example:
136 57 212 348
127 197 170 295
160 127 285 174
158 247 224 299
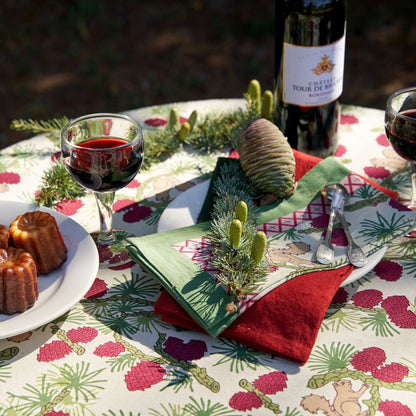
229 391 262 411
66 326 98 343
382 295 416 328
163 336 207 361
374 260 403 281
351 289 383 308
124 361 166 391
37 340 72 362
372 362 409 383
94 341 125 357
85 278 108 298
252 371 288 394
378 399 413 416
351 347 386 372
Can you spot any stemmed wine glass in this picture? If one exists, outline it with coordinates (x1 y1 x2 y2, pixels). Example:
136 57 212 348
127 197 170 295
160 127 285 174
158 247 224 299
61 113 144 267
385 87 416 236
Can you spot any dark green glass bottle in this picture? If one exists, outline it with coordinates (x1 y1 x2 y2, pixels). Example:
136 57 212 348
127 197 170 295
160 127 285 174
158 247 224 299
274 0 347 157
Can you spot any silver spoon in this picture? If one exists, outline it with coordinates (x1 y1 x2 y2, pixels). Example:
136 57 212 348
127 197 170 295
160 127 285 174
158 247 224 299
317 183 367 268
315 184 344 265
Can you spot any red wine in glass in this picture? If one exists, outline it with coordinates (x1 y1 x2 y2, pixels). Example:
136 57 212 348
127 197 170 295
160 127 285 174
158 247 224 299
61 113 144 267
65 137 143 192
385 87 416 237
385 109 416 161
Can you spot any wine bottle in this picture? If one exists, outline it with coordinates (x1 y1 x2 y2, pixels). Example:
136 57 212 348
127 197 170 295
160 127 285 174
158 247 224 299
273 0 347 157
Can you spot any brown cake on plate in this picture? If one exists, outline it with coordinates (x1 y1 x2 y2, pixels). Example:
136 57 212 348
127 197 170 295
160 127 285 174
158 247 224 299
0 225 9 249
0 246 39 314
9 211 67 274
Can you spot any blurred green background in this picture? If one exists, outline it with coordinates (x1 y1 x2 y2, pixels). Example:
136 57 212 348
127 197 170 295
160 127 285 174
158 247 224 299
1 0 415 149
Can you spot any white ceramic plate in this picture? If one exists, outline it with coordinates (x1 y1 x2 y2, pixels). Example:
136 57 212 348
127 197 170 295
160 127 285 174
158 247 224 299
158 180 387 287
0 201 98 339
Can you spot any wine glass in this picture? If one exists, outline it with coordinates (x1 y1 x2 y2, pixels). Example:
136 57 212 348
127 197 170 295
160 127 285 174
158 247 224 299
61 113 144 267
385 87 416 236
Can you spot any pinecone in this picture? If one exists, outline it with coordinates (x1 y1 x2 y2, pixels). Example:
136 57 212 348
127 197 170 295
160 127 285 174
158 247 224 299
124 361 166 391
94 341 125 357
229 391 263 411
351 347 386 372
85 278 108 298
252 371 288 394
379 400 413 416
351 289 383 308
374 260 403 282
66 326 98 343
37 340 72 362
382 296 416 328
372 362 409 383
163 336 207 361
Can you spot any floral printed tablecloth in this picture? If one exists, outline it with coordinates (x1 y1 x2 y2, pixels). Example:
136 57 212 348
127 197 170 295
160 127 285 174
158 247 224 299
0 99 415 415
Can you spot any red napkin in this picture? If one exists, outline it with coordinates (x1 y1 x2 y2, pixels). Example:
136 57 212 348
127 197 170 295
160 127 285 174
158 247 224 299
154 151 398 364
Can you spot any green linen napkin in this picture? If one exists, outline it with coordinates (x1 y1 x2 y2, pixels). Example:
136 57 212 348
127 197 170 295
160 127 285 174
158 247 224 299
127 157 357 337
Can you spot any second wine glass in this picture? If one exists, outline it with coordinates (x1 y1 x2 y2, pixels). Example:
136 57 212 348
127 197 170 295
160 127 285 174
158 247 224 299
61 113 144 267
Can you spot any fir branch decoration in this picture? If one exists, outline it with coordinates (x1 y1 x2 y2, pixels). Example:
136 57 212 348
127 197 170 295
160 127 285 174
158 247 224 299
9 79 271 206
207 163 269 312
34 160 85 207
10 117 69 146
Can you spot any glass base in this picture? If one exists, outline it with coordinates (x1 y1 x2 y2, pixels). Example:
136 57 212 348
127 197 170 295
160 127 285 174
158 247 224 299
91 229 133 268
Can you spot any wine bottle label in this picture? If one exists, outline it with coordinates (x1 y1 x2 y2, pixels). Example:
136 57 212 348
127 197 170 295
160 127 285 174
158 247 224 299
282 34 345 106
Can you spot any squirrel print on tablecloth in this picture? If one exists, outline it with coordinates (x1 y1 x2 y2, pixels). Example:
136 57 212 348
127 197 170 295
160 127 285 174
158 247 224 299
301 379 369 416
267 242 316 268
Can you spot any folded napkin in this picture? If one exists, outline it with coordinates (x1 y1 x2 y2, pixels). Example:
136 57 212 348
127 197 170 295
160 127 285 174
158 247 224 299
128 151 411 364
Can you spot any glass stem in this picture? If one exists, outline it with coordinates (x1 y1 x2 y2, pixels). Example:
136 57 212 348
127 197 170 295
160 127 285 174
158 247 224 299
410 162 416 209
94 192 116 245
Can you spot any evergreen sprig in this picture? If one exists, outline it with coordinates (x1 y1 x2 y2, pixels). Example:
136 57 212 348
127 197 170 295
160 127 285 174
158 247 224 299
207 163 269 311
34 160 85 207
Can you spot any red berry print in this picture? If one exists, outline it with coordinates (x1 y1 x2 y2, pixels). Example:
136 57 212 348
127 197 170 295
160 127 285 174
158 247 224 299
163 337 207 361
376 134 390 147
50 151 62 162
44 411 70 416
145 118 167 127
331 287 349 304
124 361 166 391
382 296 416 328
113 199 152 223
334 144 347 157
379 400 413 416
253 371 288 394
363 166 390 179
66 326 98 343
352 289 383 308
372 362 409 383
340 114 359 125
389 198 411 212
126 179 140 188
374 260 403 281
229 391 262 411
55 199 83 216
85 278 108 299
0 171 20 184
94 341 125 357
228 149 240 159
37 340 72 362
351 347 386 372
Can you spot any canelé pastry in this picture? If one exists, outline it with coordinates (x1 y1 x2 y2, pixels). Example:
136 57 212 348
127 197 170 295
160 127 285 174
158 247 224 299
9 211 67 274
0 225 8 249
0 247 38 315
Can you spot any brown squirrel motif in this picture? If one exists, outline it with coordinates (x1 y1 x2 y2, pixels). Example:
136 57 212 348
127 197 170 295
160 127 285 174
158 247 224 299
267 241 316 268
301 379 369 416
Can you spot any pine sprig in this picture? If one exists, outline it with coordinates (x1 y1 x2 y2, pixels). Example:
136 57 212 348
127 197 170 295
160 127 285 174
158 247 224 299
34 160 85 207
207 163 269 311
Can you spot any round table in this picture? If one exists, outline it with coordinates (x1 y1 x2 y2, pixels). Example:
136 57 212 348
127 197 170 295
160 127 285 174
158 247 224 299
0 99 415 415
